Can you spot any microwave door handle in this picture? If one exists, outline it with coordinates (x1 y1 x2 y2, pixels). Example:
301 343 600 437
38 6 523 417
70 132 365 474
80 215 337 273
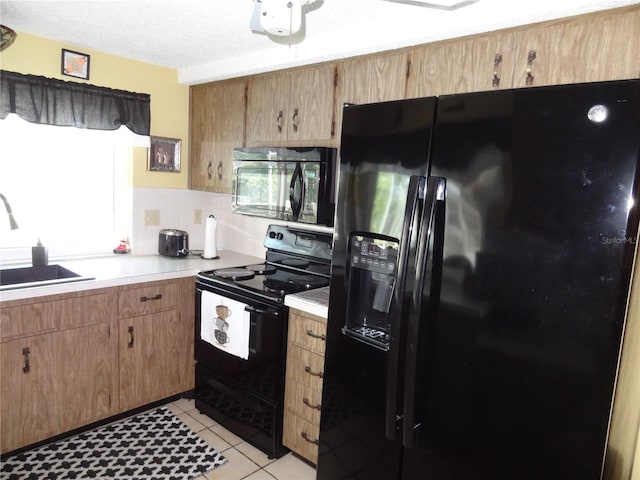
289 161 303 220
385 175 426 441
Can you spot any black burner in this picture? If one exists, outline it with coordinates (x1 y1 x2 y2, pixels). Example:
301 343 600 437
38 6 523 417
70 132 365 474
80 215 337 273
289 275 327 290
212 268 255 280
280 258 310 269
246 263 276 275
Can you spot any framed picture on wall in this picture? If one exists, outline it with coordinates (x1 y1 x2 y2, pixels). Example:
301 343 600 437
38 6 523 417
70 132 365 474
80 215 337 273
148 136 182 172
61 49 90 80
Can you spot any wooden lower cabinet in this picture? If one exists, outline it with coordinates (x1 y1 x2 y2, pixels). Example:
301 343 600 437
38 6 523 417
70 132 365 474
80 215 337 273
0 276 195 454
118 277 194 411
0 295 116 453
118 309 192 411
283 308 327 464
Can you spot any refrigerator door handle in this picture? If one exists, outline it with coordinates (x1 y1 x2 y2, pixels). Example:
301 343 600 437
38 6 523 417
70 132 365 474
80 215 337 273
402 175 446 449
385 175 426 441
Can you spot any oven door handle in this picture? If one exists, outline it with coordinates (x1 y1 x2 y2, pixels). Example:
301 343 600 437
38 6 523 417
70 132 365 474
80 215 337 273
244 305 280 356
244 305 280 316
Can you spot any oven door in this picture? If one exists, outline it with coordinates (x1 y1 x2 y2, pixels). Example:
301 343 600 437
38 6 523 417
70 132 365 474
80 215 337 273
194 282 289 457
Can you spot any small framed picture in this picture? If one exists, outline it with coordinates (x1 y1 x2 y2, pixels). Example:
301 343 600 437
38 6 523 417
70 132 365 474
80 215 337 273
61 49 90 80
148 136 182 173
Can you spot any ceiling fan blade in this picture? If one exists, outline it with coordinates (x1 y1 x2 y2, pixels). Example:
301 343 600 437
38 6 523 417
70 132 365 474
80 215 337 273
380 0 479 11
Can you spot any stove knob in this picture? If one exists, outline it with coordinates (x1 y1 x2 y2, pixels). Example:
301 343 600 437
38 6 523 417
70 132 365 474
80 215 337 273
277 233 284 240
269 231 276 239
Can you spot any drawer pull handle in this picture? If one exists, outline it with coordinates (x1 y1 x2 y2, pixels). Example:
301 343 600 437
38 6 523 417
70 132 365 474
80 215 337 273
276 110 283 133
303 397 322 411
526 50 537 86
492 53 502 87
22 347 30 374
301 432 319 445
306 329 326 341
291 107 299 133
128 326 135 348
304 365 324 378
140 294 162 302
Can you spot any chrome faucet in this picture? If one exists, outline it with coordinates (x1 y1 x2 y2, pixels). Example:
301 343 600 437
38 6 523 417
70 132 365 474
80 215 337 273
0 193 19 229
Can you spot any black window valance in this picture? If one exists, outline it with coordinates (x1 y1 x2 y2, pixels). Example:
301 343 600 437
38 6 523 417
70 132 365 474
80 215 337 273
0 70 150 135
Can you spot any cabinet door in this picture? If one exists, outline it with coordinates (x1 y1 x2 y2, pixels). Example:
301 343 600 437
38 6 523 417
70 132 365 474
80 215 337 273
288 64 336 144
1 324 114 453
336 52 408 139
212 80 246 193
190 83 217 191
118 309 192 411
513 8 640 88
246 73 289 145
190 80 246 193
406 32 516 98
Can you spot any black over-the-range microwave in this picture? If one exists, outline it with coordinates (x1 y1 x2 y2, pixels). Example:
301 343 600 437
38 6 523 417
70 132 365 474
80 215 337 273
231 147 337 226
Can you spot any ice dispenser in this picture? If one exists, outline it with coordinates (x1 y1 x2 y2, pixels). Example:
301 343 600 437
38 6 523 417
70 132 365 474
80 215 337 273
342 233 399 350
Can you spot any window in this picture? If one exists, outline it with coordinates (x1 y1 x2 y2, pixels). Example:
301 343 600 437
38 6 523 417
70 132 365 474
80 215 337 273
0 115 139 263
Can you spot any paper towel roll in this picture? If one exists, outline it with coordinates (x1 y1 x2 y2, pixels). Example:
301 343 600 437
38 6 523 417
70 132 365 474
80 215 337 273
203 215 219 259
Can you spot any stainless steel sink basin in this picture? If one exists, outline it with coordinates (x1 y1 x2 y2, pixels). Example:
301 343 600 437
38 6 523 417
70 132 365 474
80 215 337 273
0 265 94 291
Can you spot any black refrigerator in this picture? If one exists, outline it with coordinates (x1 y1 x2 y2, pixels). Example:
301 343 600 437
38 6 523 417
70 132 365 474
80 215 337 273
317 80 640 480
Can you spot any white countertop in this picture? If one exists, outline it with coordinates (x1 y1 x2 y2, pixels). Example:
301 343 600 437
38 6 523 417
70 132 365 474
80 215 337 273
0 251 263 302
285 286 329 319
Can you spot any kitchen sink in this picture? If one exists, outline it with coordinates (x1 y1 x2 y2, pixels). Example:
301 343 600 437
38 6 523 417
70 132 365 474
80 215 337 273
0 265 94 291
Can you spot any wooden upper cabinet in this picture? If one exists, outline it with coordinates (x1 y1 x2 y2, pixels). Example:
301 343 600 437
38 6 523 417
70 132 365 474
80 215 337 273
246 63 336 146
513 8 640 88
335 51 408 138
406 32 517 98
190 79 245 193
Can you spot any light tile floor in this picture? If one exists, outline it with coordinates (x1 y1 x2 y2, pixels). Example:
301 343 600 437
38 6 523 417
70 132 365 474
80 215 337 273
168 398 316 480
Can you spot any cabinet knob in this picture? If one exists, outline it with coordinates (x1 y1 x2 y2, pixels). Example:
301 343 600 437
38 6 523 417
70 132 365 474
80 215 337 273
292 108 299 133
217 161 223 179
276 110 283 133
207 161 213 180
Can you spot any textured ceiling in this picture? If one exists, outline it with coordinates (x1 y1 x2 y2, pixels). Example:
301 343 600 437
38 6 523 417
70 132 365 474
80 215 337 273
1 0 638 84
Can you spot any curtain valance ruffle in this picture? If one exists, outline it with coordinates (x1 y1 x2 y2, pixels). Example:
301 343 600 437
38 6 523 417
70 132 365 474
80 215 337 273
0 70 150 135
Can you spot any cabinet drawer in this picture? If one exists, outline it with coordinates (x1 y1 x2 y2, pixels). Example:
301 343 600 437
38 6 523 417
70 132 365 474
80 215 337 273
283 412 319 464
118 282 178 318
285 379 322 425
1 294 110 342
286 344 324 391
289 313 326 354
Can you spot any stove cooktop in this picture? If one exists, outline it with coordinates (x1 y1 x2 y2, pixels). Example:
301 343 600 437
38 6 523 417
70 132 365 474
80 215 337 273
197 263 330 301
196 225 333 302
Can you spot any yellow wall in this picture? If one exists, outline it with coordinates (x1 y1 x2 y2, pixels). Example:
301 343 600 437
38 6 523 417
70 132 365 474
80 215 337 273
0 31 189 188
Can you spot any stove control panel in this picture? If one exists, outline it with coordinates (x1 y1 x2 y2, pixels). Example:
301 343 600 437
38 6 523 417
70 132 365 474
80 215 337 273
263 224 332 262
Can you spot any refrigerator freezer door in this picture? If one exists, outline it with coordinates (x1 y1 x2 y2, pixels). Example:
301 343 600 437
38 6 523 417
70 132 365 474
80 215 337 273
318 98 437 480
402 80 640 479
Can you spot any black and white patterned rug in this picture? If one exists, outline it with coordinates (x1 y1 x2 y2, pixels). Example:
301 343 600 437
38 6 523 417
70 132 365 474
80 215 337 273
1 407 227 479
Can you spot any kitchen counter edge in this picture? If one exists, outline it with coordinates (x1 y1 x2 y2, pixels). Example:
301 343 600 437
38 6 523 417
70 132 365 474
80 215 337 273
0 251 263 303
285 286 329 320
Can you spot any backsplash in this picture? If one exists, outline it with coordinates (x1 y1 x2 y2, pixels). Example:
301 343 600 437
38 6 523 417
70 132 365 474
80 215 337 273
130 188 276 258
